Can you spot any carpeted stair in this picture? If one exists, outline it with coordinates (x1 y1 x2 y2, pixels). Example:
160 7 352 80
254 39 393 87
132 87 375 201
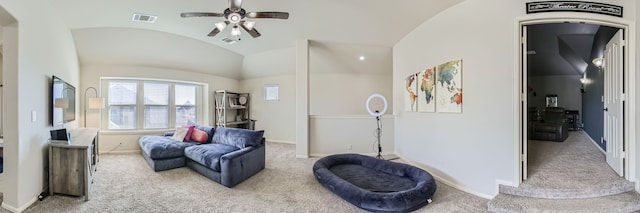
488 131 640 212
488 191 640 213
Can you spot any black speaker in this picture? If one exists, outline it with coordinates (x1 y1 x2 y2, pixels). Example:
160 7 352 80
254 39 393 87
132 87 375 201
50 128 68 140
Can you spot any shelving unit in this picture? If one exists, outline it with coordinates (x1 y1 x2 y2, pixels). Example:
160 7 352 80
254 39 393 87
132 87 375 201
214 90 254 129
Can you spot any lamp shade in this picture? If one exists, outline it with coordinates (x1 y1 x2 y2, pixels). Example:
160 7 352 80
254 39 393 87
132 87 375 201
88 97 105 109
54 98 69 109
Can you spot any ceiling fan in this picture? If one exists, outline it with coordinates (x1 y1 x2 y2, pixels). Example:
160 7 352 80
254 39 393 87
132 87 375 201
180 0 289 38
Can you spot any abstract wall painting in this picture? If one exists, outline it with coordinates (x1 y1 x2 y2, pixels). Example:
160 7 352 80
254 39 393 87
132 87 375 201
417 67 436 112
404 73 418 112
436 59 463 113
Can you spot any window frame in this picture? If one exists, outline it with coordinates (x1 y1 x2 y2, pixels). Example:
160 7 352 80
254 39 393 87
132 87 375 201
100 77 208 132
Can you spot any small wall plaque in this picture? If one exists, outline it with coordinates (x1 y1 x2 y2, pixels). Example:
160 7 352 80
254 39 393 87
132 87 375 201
526 1 623 17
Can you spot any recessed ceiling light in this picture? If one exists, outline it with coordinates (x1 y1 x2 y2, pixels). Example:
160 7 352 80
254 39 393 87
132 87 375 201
359 56 365 61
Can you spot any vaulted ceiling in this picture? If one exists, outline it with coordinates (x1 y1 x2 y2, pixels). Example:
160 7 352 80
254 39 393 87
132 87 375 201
49 0 464 79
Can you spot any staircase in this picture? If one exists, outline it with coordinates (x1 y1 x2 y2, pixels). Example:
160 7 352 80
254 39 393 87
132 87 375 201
488 131 640 212
488 181 640 213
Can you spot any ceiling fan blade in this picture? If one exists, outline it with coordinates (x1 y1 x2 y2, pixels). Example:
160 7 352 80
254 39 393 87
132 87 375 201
208 21 230 37
246 12 289 19
240 24 261 38
229 0 243 12
208 28 221 37
180 12 224 18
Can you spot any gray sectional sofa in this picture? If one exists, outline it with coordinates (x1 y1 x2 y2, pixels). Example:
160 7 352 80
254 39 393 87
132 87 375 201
139 125 265 187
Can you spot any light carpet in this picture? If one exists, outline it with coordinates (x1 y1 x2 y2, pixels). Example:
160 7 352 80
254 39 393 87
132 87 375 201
11 142 488 213
500 130 634 199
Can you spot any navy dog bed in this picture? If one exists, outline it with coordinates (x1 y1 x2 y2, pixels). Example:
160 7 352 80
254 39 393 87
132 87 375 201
313 154 436 212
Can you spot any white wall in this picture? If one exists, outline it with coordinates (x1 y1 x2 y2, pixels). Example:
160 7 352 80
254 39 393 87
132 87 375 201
307 41 394 155
80 64 240 153
309 41 393 115
241 75 296 143
0 0 80 210
528 75 583 112
393 0 637 198
310 115 394 156
241 47 297 143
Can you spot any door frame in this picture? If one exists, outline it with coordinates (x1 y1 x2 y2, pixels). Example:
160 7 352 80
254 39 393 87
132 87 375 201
514 13 636 188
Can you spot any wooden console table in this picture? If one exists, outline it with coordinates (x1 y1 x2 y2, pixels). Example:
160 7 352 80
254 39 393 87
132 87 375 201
48 128 99 201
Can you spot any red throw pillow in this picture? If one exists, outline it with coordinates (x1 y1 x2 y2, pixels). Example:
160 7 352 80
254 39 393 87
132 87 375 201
182 125 196 141
190 129 209 143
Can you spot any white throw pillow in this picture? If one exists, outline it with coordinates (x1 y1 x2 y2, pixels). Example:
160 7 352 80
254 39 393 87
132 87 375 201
171 127 189 142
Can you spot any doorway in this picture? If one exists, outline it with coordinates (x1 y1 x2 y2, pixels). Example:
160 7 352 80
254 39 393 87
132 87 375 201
516 17 636 186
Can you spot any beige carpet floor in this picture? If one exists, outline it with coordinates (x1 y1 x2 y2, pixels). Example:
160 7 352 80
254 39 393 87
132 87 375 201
10 142 489 212
521 130 633 198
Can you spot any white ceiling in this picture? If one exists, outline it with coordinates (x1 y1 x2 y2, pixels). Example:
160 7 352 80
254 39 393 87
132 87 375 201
50 0 463 79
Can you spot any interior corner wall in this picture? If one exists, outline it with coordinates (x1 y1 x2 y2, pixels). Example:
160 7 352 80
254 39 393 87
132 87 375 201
308 42 393 115
0 0 81 210
240 47 297 143
240 75 296 143
393 0 523 197
307 42 394 156
582 65 605 150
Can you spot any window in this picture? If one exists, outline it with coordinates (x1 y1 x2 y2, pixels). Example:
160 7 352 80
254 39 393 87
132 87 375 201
144 82 169 129
108 81 137 129
103 78 204 130
175 84 197 126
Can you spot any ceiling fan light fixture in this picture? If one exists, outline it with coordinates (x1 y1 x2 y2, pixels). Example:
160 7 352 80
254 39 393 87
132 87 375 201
231 25 241 36
228 13 242 23
214 21 228 30
242 21 255 30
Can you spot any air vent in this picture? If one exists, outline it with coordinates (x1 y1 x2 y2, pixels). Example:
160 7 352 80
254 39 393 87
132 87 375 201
527 50 537 55
132 13 158 23
222 37 238 44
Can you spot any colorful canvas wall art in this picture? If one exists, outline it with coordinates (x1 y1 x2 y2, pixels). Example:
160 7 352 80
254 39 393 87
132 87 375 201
417 67 436 112
436 59 462 113
404 73 418 112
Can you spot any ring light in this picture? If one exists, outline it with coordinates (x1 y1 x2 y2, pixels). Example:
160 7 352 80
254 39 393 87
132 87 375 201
366 94 387 117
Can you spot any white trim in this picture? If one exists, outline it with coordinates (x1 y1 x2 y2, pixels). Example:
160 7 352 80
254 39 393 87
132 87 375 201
495 179 515 197
100 150 139 154
100 129 169 135
513 18 523 186
309 152 395 158
267 139 296 144
100 76 207 86
295 154 309 159
310 114 395 119
514 12 636 187
2 196 37 213
584 131 606 154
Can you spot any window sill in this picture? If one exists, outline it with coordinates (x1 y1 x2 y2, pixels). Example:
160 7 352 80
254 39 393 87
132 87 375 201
99 129 173 135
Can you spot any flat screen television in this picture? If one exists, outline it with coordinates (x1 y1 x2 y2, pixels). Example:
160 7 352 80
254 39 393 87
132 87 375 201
51 75 76 125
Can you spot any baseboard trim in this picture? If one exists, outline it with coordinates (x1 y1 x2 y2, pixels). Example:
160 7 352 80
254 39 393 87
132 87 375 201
584 131 606 154
100 150 139 154
267 139 296 144
295 154 309 158
309 152 395 158
396 153 493 199
2 196 38 213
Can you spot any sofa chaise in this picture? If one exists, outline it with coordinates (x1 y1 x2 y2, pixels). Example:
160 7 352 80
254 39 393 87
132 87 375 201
139 125 265 187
